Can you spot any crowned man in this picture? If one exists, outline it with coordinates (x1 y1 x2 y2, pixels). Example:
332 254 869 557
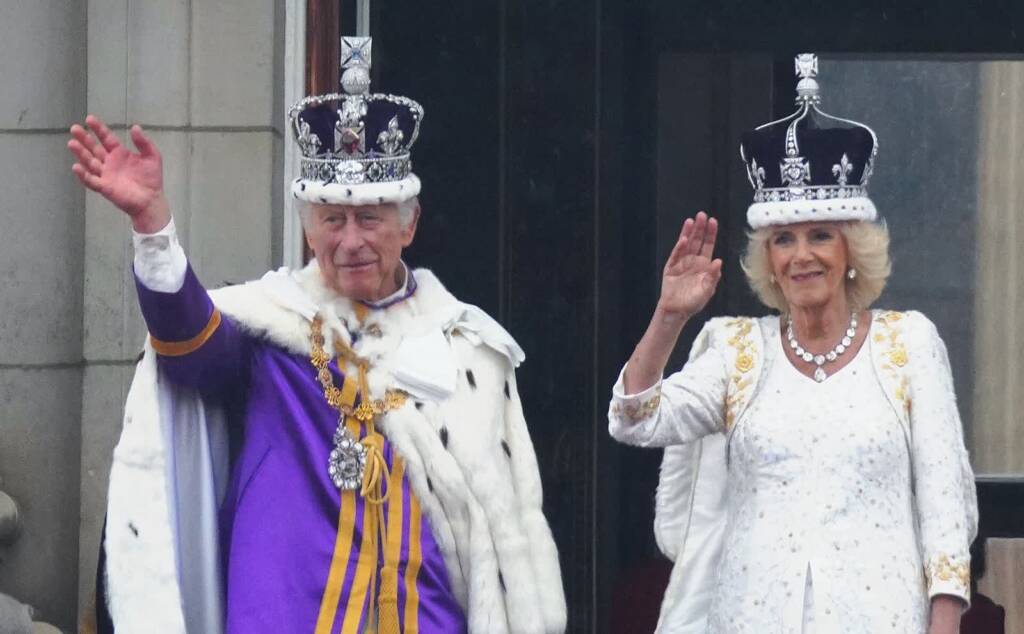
68 35 566 634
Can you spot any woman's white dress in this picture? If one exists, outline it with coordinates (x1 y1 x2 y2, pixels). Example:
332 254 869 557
608 311 976 634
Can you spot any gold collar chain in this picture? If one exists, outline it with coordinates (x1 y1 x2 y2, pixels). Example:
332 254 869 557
310 315 408 424
309 314 407 498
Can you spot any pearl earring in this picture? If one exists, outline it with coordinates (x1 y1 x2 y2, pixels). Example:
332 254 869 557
770 274 776 284
847 268 857 280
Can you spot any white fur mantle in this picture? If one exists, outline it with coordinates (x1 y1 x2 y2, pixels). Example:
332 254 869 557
104 262 566 634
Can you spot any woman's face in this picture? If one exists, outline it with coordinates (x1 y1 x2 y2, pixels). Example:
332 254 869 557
767 222 849 311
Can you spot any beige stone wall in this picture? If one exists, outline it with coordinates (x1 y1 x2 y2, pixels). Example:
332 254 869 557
973 61 1024 477
977 538 1024 633
0 2 87 630
969 60 1024 634
0 1 286 629
77 0 287 626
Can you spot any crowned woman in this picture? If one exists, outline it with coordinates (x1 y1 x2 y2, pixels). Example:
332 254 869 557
608 54 976 634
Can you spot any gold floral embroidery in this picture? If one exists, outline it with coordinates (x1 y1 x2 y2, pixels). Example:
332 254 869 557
926 554 970 591
735 353 754 373
612 389 662 423
888 347 908 367
724 318 757 431
874 311 911 415
894 375 911 416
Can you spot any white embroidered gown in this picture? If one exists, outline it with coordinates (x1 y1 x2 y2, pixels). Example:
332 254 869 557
715 332 924 632
609 312 976 634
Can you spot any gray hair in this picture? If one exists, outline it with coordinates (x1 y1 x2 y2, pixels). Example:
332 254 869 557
740 220 892 312
297 196 419 229
396 196 419 227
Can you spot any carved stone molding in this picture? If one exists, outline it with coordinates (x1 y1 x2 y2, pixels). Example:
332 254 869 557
0 491 20 546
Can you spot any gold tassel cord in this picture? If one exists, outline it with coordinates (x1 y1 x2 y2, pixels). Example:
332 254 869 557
376 456 406 634
309 314 405 634
309 315 408 509
359 433 391 505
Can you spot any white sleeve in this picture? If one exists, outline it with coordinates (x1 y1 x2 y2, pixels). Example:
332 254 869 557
907 312 977 605
132 217 188 293
607 320 728 448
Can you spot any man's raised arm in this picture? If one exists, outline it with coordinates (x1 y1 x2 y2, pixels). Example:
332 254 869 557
68 115 248 391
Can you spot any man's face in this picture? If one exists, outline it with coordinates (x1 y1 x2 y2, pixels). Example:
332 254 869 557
304 202 419 301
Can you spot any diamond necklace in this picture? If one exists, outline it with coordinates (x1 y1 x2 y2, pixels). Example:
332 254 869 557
785 312 858 383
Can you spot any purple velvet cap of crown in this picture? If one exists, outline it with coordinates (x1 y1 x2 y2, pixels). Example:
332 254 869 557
295 99 421 158
738 53 880 229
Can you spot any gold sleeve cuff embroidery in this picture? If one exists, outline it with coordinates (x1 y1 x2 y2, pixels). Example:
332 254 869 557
925 554 970 592
150 309 222 357
612 388 662 424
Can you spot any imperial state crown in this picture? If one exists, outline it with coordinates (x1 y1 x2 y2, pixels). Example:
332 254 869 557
290 36 423 206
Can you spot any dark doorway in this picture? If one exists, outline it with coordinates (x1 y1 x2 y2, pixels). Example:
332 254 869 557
306 2 1024 631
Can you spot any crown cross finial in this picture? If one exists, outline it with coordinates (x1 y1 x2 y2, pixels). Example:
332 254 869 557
341 37 372 95
794 53 821 104
342 37 372 69
795 54 818 80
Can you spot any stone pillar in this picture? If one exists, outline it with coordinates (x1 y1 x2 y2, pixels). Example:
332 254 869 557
78 0 287 624
0 1 87 630
968 60 1024 634
977 538 1024 632
973 61 1024 475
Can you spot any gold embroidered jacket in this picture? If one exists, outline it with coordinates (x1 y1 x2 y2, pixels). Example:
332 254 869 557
608 310 978 633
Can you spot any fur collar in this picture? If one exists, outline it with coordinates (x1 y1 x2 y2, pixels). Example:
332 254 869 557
208 260 460 358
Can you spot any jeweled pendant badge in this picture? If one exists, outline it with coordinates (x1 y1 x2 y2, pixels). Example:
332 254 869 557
328 424 366 490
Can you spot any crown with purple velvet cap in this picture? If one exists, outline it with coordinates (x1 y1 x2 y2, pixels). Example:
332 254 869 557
289 36 423 206
740 54 880 229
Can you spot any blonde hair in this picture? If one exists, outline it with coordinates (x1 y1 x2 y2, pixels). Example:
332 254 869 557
741 220 891 312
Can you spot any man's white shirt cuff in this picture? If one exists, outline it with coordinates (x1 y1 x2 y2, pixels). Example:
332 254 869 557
132 218 187 293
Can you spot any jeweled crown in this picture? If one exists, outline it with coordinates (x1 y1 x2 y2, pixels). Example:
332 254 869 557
739 54 879 228
289 37 424 205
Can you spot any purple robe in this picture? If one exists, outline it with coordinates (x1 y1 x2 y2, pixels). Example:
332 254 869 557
137 264 467 634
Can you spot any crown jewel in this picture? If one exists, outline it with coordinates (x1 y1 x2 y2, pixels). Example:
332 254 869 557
794 53 820 104
289 35 423 204
739 54 879 228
